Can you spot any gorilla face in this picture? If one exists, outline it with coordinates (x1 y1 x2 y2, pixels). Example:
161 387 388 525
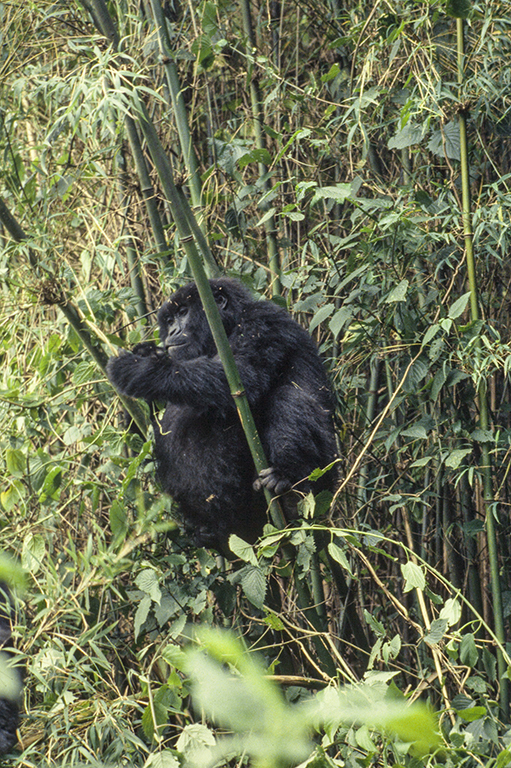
158 284 231 361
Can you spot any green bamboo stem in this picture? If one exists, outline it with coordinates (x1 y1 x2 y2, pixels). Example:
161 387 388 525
239 0 281 295
136 98 219 275
456 16 508 718
124 116 168 255
148 0 203 212
80 0 168 255
116 148 148 317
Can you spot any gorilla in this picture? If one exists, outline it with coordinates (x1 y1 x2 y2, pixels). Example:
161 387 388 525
0 582 22 754
107 278 337 548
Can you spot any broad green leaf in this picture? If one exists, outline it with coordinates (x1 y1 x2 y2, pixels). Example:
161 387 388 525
134 594 152 639
72 360 97 384
237 148 272 169
241 565 267 609
401 425 427 439
328 542 353 576
309 303 334 332
329 306 353 337
445 448 472 468
424 618 447 646
456 706 486 722
401 561 426 592
460 633 478 667
388 122 425 150
439 598 462 627
136 569 162 604
448 291 471 319
109 499 128 542
428 121 460 160
144 749 181 768
422 323 440 347
385 279 409 303
311 183 354 205
471 428 494 443
0 481 24 513
6 448 25 478
229 535 258 566
21 533 46 574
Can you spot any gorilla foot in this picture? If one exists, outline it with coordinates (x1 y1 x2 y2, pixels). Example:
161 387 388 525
253 467 292 495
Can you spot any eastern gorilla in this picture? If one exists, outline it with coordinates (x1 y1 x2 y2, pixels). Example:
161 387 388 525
107 279 337 548
0 583 22 754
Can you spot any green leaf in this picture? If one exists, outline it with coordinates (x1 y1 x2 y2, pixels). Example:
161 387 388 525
431 367 447 401
427 121 461 160
176 724 216 765
109 500 128 542
237 148 272 169
309 303 334 333
311 183 354 205
241 565 267 609
21 532 46 574
144 749 181 768
439 598 462 627
401 425 427 439
134 595 152 639
421 323 440 347
328 543 353 576
448 291 471 319
388 122 426 150
456 706 486 722
495 749 511 768
471 428 494 443
229 535 258 566
6 448 25 478
329 306 353 337
444 448 472 468
136 569 162 603
0 481 24 513
72 360 97 384
385 279 409 303
401 562 426 592
39 465 64 502
459 633 478 667
255 206 276 227
424 618 447 646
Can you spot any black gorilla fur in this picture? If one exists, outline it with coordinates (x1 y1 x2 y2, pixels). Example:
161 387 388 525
0 583 21 754
107 279 337 547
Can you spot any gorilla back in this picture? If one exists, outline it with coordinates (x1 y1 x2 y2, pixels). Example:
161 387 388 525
107 279 337 548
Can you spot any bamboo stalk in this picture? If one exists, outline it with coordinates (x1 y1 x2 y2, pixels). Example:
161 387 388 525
148 0 203 211
239 0 281 295
456 16 508 718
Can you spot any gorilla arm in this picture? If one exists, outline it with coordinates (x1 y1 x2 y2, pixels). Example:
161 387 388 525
106 308 299 414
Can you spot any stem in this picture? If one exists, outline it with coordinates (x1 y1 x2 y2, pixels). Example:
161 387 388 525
456 16 508 718
148 0 203 211
239 0 281 295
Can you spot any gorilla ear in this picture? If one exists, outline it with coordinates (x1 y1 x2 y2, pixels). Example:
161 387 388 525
215 292 228 310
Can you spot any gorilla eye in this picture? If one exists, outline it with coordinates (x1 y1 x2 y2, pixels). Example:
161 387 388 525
176 306 188 318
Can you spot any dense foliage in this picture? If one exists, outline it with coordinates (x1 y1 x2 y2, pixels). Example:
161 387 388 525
1 0 511 765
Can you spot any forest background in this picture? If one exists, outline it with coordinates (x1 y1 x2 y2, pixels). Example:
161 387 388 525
1 0 511 765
